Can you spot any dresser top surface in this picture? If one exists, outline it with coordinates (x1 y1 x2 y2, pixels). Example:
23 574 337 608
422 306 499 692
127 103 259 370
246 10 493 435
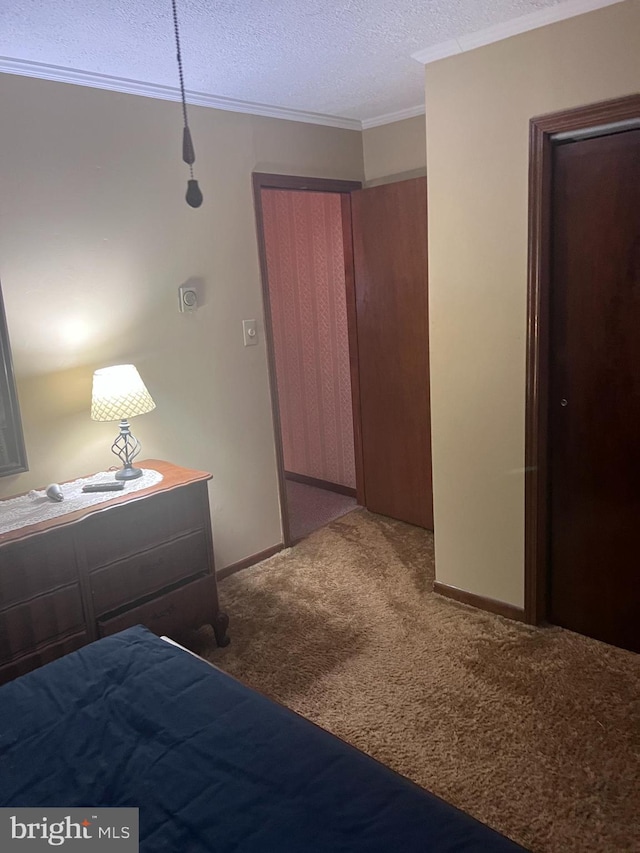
0 460 212 546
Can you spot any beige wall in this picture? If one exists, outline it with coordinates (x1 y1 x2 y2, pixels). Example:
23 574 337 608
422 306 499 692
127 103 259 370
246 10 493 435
362 115 426 185
0 74 363 568
425 0 640 607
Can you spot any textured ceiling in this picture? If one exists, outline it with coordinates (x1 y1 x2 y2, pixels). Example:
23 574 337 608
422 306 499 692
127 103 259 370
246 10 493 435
1 0 571 124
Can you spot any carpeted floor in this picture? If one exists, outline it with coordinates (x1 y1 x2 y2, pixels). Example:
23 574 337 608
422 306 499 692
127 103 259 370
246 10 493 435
286 479 358 541
195 509 640 853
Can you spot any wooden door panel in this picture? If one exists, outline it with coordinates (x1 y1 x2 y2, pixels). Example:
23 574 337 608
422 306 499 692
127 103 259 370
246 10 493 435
352 178 433 528
548 129 640 652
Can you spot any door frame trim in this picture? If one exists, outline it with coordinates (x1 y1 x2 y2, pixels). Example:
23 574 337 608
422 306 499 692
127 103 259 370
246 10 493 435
524 94 640 625
252 173 364 547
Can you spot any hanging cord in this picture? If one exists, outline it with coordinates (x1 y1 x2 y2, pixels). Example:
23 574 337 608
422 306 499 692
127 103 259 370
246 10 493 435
171 0 203 206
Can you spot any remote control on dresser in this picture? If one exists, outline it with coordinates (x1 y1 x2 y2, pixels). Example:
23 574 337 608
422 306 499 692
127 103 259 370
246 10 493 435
82 482 126 493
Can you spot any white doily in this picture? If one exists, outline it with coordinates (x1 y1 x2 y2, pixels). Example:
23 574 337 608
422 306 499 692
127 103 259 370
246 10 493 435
0 468 163 536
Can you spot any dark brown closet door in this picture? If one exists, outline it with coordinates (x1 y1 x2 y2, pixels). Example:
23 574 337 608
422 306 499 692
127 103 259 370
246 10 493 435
548 129 640 652
351 177 433 528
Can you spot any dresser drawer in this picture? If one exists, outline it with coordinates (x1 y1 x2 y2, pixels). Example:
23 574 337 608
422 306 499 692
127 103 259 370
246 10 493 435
98 574 217 640
0 631 88 685
80 485 205 569
90 531 209 614
0 585 86 664
0 531 78 607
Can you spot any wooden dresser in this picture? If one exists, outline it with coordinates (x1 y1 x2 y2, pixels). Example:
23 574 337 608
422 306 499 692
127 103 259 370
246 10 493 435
0 459 229 684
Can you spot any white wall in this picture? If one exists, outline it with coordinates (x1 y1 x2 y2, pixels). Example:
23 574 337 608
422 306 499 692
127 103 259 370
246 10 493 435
0 74 364 569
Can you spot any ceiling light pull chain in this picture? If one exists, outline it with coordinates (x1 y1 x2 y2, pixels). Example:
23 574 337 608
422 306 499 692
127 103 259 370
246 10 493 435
171 0 203 207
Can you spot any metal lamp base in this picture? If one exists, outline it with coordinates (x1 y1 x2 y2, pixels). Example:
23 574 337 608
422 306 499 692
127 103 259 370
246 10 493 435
112 420 143 481
115 464 143 481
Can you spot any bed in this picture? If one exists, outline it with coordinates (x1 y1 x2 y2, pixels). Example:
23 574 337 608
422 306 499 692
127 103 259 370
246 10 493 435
0 626 527 851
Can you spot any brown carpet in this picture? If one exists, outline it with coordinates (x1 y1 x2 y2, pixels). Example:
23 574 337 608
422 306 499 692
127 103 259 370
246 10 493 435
195 509 640 853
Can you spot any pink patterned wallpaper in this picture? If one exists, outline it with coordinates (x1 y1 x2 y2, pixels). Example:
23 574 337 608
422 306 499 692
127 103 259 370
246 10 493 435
261 188 356 489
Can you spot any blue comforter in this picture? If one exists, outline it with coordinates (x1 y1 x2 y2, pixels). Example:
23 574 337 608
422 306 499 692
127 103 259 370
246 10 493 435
0 627 526 851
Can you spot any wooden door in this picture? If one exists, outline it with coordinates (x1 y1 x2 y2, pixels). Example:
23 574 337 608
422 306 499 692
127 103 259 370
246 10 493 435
548 129 640 652
351 178 433 528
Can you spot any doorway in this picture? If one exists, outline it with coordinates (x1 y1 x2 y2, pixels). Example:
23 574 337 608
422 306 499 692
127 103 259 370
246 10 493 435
253 174 363 545
254 173 434 548
525 94 640 653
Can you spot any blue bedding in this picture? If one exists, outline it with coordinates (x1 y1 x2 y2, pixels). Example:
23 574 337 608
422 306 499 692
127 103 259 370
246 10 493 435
0 626 526 852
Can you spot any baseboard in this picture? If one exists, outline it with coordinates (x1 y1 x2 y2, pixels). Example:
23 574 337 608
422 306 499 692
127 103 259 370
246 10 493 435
284 470 357 498
216 544 284 580
432 581 528 624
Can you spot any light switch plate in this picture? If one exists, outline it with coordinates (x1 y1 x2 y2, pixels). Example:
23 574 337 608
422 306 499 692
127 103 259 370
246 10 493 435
242 319 258 346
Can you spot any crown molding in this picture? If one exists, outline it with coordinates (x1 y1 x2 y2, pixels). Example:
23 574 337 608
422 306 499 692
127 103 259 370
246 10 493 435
0 56 362 131
411 39 463 65
361 104 425 130
412 0 626 65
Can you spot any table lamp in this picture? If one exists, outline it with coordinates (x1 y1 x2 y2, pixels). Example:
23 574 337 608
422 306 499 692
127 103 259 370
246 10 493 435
91 364 156 480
